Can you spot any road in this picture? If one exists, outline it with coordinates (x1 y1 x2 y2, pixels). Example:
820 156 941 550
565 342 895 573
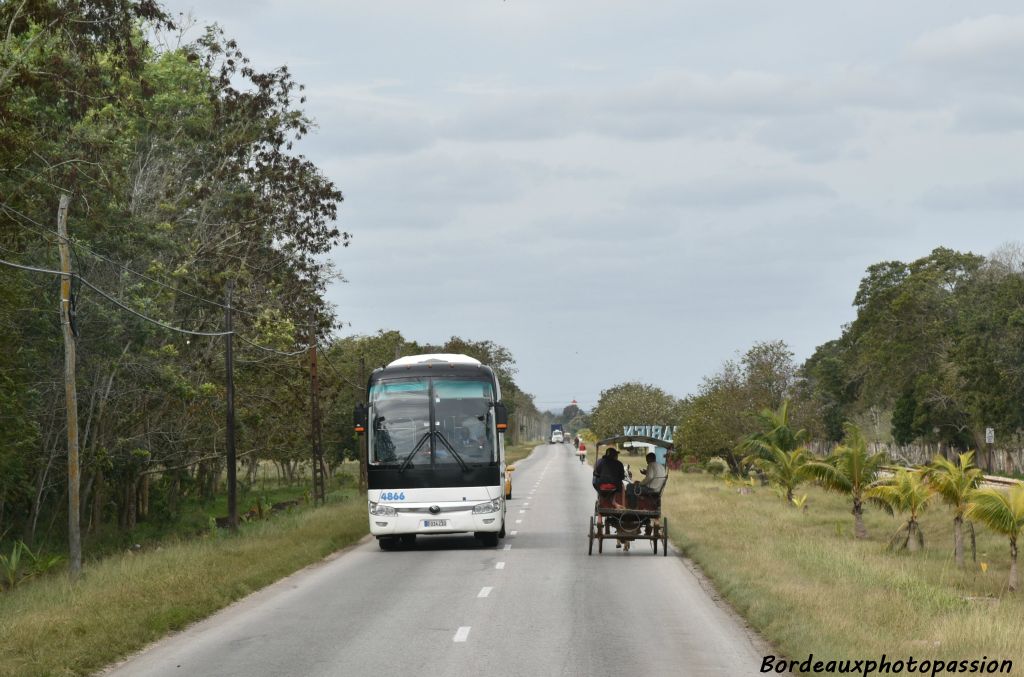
106 444 771 677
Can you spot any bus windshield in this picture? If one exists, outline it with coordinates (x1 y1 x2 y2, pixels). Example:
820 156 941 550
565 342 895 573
369 377 496 466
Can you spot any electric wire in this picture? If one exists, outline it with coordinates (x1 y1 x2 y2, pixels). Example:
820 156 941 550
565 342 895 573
75 276 232 337
236 334 308 357
1 201 272 321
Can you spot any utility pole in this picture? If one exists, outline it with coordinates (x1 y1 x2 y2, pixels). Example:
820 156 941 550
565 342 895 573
358 355 367 495
224 282 238 531
309 311 325 505
57 193 81 578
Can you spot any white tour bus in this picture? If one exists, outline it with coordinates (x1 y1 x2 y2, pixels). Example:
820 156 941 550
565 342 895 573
354 354 510 549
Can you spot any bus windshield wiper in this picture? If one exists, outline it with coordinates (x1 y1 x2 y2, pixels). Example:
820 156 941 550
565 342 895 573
434 431 470 471
398 432 432 474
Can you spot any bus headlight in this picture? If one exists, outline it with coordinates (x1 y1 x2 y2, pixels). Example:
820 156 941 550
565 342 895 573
472 498 502 514
369 501 396 516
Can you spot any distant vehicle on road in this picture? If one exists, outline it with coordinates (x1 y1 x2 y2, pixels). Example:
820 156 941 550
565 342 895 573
354 354 510 549
550 423 564 443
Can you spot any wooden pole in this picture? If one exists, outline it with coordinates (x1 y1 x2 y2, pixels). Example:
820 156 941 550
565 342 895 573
224 282 237 531
309 311 325 505
57 193 82 578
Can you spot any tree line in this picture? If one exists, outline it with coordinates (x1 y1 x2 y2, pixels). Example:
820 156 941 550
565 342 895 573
0 1 541 561
588 245 1024 474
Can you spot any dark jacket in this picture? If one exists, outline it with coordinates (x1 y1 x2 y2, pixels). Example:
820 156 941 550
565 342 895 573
593 456 625 486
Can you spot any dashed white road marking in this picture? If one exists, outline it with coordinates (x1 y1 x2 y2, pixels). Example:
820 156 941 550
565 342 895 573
454 626 471 642
511 530 518 536
478 587 493 598
519 510 525 514
503 544 512 551
495 562 506 570
515 519 522 523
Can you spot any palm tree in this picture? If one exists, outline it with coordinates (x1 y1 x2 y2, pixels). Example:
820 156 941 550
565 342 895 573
965 485 1024 592
745 445 816 505
738 399 807 461
922 451 982 567
866 470 935 551
807 423 887 539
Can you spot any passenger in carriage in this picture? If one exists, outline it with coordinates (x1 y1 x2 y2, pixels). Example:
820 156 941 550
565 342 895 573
627 451 668 508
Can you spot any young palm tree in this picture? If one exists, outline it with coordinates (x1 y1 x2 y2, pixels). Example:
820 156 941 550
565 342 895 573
807 423 887 539
965 485 1024 592
745 445 816 505
922 451 983 568
738 399 808 461
866 469 935 551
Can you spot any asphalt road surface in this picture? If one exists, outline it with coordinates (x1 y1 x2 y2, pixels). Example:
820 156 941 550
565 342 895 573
106 444 771 677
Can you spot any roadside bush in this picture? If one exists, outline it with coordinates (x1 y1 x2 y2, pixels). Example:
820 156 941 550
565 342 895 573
706 457 729 476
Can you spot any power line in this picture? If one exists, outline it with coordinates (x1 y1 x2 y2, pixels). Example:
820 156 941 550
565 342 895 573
236 334 308 357
1 201 276 321
75 276 232 337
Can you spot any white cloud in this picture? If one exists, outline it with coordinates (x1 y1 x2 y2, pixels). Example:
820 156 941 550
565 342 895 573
911 14 1024 62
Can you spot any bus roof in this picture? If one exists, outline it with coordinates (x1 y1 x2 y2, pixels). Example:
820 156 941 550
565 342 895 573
387 353 482 368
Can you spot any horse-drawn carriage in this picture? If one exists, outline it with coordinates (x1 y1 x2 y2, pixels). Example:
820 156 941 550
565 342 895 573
588 435 670 556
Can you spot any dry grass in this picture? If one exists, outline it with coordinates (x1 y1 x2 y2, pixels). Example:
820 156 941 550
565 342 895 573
662 474 1024 668
505 440 543 464
0 499 367 677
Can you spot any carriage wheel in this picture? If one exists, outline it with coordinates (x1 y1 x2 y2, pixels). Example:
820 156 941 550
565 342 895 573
651 527 658 554
588 516 595 556
662 517 669 556
598 520 605 554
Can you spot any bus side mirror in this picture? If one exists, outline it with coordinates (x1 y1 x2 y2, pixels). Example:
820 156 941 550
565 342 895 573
494 402 508 433
353 403 367 434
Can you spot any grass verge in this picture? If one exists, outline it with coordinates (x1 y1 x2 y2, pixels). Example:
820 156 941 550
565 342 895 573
505 440 542 464
662 474 1024 670
0 498 367 677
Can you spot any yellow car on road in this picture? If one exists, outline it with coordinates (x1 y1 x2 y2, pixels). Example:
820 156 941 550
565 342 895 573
505 465 516 499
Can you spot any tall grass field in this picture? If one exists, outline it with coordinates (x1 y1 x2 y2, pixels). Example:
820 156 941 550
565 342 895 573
662 474 1023 669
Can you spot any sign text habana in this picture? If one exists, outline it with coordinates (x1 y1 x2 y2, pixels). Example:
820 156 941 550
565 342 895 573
622 425 676 443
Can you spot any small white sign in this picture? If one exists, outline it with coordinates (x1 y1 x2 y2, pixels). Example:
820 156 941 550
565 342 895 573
985 427 995 444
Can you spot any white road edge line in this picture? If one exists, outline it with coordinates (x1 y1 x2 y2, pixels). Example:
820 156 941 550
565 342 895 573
454 626 471 642
478 587 493 598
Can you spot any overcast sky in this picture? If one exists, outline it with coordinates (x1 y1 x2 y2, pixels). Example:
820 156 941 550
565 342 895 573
162 1 1024 412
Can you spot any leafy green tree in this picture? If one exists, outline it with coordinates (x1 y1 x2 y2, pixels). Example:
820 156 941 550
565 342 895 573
966 485 1024 592
922 452 982 567
807 423 888 538
589 382 678 441
867 470 935 551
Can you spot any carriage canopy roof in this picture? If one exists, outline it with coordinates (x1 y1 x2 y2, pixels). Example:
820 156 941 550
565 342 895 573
595 435 675 451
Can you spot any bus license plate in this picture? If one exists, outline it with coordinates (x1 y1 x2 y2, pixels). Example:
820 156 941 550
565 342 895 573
423 519 447 528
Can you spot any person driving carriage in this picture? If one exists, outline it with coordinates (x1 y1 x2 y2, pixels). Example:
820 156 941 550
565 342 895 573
592 447 625 507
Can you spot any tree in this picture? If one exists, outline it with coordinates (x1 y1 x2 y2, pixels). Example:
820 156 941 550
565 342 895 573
966 485 1024 592
746 446 816 505
807 423 887 538
866 470 935 551
589 382 678 441
922 451 982 567
738 400 807 461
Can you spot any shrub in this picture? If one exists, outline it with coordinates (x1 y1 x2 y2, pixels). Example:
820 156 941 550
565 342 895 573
706 457 729 476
